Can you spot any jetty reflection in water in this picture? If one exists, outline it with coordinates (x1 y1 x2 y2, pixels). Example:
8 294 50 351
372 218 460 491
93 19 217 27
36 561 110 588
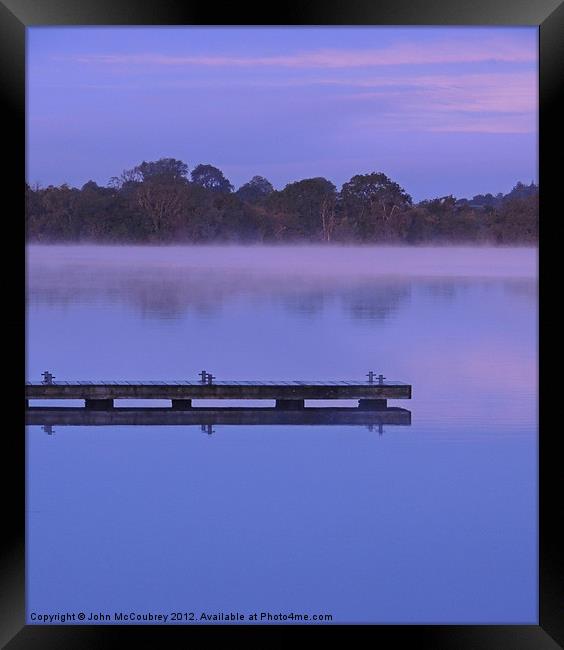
39 422 397 436
27 406 411 430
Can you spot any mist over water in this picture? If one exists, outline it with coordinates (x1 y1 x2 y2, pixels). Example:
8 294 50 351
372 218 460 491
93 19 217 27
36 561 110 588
28 243 536 278
26 245 537 624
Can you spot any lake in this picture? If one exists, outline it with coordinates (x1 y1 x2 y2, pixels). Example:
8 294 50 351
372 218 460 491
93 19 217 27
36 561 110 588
26 244 538 624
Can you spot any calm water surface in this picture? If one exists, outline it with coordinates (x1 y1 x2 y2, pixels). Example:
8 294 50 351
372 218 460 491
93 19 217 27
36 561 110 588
26 245 538 624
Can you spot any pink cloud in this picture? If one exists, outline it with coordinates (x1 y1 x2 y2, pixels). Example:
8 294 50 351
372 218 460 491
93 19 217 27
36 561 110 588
427 118 534 134
71 38 535 69
339 71 537 134
354 111 535 135
340 72 536 112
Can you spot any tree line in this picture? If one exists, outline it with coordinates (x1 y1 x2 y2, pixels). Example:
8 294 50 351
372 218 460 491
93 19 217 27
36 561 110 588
26 158 538 244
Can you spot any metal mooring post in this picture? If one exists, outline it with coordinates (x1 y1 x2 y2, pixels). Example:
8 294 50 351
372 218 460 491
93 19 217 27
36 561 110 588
199 370 208 384
367 371 375 384
41 371 55 385
206 373 215 385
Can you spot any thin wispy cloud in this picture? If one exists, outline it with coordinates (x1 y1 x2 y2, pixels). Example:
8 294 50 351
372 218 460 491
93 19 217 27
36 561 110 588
52 69 533 102
428 119 533 134
338 71 536 134
343 72 536 111
70 39 535 69
354 110 533 135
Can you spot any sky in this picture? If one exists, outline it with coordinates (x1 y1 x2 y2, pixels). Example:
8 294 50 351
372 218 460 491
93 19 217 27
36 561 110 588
27 27 538 201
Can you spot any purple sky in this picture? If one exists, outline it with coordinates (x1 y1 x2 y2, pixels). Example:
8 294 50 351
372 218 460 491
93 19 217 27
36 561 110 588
27 27 538 201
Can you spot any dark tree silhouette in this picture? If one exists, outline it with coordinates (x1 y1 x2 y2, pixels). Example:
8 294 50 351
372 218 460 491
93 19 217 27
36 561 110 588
236 176 274 203
25 158 538 245
191 164 233 193
267 177 337 240
340 172 412 241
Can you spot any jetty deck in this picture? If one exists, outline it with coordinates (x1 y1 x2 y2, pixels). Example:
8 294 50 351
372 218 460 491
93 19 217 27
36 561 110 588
25 378 412 411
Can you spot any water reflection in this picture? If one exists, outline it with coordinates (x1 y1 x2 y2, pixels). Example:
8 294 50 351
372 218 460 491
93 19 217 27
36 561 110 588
28 264 417 323
37 422 396 436
343 284 411 322
27 265 455 325
28 253 536 325
26 406 412 427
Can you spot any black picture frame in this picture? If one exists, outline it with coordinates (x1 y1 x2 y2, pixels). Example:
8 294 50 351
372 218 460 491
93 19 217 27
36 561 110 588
4 1 561 647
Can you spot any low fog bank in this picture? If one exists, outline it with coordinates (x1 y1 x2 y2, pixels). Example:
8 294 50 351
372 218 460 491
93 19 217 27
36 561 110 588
27 244 537 280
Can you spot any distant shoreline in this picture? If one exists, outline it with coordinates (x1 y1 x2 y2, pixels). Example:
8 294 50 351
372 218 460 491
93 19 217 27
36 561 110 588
26 162 538 246
25 240 538 248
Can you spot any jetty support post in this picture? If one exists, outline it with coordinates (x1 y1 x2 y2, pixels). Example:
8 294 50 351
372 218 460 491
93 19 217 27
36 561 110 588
85 399 114 410
275 399 305 410
358 398 387 411
171 399 192 410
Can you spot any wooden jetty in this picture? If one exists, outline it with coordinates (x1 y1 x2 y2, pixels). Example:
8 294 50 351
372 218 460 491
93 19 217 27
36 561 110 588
25 406 411 427
25 375 411 412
